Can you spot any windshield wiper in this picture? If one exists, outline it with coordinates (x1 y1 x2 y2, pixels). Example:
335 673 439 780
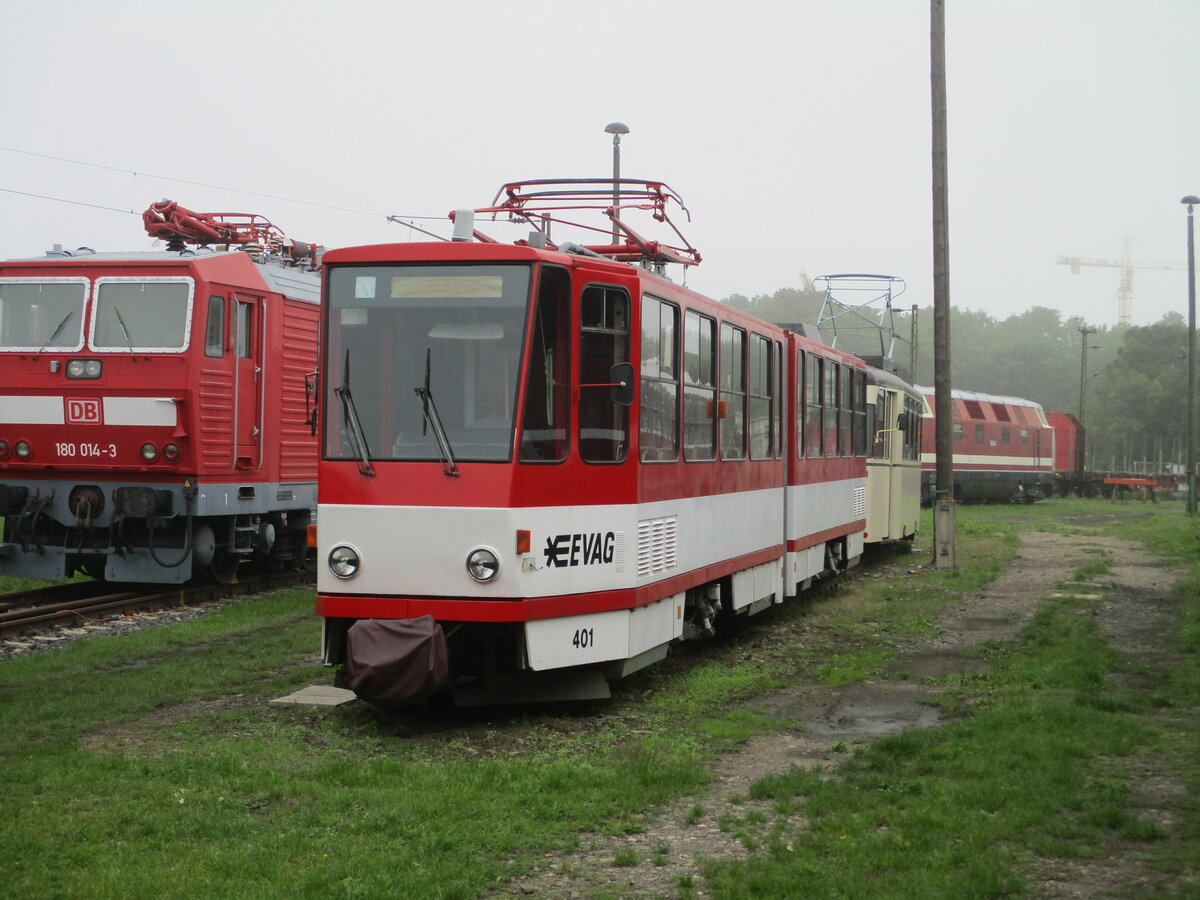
415 348 459 477
37 310 75 354
112 305 136 353
335 349 375 477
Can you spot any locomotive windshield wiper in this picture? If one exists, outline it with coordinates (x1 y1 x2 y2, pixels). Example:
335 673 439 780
335 349 375 477
113 305 136 353
36 310 75 354
415 347 459 477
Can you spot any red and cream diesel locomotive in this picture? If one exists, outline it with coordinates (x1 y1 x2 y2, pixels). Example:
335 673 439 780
0 203 320 584
314 180 888 704
916 385 1055 503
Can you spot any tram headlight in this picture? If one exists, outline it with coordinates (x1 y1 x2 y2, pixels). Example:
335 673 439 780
15 441 32 460
466 547 500 583
328 544 361 579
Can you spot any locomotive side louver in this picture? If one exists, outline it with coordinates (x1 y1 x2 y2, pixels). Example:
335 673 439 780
637 516 678 578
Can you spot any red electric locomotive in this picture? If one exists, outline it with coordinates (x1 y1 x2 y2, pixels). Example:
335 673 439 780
917 385 1055 503
314 180 871 704
0 202 321 583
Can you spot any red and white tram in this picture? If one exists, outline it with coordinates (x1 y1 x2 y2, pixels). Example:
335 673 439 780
315 180 873 704
0 203 321 583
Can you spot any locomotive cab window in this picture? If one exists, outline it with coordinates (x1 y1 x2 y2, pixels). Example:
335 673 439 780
579 285 630 464
91 278 193 352
236 300 254 358
0 278 88 352
204 295 225 357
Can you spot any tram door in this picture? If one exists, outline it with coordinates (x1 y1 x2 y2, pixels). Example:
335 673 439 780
233 295 264 468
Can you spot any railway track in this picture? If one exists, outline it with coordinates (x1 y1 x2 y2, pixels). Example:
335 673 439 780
0 570 313 641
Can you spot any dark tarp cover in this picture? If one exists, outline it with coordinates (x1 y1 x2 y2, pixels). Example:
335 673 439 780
344 615 449 707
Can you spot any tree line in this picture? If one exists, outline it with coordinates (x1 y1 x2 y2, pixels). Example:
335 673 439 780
722 286 1190 474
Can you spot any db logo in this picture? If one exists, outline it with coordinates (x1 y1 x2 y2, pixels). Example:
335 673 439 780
65 398 103 425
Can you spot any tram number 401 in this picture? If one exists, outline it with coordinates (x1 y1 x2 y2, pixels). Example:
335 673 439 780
571 627 595 650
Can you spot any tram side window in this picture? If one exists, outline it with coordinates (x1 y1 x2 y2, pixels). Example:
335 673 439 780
853 369 867 455
579 285 630 463
719 323 746 460
796 349 805 458
824 360 839 457
204 295 225 357
904 398 922 460
683 311 717 461
748 333 772 460
838 364 852 456
640 296 680 462
775 340 784 459
519 266 571 462
871 392 889 459
806 354 823 458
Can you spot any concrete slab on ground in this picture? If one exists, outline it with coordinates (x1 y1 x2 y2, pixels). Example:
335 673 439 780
270 685 357 708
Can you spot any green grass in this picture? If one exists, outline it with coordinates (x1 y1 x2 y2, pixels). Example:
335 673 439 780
698 499 1200 898
0 501 1195 898
701 597 1166 897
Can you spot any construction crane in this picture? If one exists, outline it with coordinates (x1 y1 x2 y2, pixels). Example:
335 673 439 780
1058 237 1185 326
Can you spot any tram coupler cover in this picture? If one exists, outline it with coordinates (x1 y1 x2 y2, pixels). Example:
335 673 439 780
344 615 449 707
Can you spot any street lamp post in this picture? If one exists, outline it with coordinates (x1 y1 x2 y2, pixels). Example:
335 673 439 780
1183 195 1199 514
604 122 629 246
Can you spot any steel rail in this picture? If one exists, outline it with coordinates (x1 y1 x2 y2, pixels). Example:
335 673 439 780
0 570 313 640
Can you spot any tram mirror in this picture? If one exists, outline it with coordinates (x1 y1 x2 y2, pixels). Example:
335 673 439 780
896 412 910 431
428 324 504 340
609 361 634 407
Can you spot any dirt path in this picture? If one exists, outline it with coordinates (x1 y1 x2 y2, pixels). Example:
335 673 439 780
493 529 1189 899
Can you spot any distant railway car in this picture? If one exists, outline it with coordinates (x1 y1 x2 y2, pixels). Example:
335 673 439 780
0 203 321 583
917 386 1055 503
314 179 877 705
1046 411 1084 475
863 363 922 541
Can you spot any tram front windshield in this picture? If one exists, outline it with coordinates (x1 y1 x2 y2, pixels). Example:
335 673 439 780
324 264 531 463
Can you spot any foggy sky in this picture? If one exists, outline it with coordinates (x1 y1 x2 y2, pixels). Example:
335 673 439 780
1 0 1195 328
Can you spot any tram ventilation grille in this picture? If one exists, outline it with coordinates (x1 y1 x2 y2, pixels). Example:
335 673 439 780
854 486 867 519
638 516 678 578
